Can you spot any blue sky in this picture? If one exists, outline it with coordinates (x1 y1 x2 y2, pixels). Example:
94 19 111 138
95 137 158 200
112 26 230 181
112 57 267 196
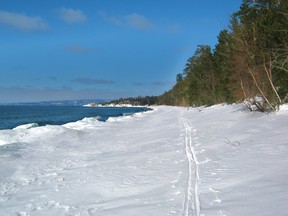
0 0 242 103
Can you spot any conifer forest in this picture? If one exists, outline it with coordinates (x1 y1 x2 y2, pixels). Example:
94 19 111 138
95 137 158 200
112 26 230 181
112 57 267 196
159 0 288 112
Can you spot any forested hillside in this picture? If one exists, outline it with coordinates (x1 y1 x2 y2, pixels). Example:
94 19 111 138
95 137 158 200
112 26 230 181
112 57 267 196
104 96 158 106
159 0 288 111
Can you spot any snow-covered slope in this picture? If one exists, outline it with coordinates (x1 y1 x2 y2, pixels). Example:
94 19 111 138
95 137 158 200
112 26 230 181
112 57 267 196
0 104 287 216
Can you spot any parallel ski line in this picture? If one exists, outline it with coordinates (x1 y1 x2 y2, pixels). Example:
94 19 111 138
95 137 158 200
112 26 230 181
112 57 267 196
181 118 200 216
182 118 193 216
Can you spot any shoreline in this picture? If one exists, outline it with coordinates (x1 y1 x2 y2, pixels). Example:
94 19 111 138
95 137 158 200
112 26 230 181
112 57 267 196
0 106 151 132
0 105 287 215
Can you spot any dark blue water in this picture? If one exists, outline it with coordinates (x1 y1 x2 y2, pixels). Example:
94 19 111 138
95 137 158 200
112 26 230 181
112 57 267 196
0 106 151 130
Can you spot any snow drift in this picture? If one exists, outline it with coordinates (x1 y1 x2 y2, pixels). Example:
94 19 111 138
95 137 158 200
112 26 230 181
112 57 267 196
0 104 287 216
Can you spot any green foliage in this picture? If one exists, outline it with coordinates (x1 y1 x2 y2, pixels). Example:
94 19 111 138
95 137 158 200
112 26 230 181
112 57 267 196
105 96 159 106
176 73 183 83
214 30 234 103
231 0 288 110
159 0 288 111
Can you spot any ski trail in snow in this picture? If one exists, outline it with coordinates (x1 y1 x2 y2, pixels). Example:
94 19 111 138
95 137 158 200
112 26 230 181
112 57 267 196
181 117 200 216
182 118 193 216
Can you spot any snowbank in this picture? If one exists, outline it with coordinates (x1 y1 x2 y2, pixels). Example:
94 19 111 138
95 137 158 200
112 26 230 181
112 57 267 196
0 104 287 216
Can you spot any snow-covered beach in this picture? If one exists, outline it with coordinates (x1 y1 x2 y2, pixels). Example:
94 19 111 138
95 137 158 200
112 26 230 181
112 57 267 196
0 104 288 216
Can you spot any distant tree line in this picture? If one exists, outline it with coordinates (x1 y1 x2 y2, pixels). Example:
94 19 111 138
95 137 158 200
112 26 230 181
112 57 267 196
158 0 288 111
104 96 158 106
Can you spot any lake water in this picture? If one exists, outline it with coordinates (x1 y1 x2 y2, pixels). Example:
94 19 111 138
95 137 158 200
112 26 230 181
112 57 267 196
0 106 150 130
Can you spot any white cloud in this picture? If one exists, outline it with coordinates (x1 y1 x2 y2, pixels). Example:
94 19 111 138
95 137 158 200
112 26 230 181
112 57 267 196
98 11 155 30
0 11 48 31
124 13 155 30
97 11 122 26
58 8 87 24
167 24 181 33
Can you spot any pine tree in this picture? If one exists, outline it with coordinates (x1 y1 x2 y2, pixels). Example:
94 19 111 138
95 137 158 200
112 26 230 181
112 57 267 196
158 0 288 111
214 29 234 103
232 0 288 110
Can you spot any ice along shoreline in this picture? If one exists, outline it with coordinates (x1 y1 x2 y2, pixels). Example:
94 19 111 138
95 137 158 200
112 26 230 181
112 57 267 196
0 104 287 215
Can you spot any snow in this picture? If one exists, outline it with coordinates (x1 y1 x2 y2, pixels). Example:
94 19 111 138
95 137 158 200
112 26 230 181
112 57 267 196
13 123 39 130
0 104 288 216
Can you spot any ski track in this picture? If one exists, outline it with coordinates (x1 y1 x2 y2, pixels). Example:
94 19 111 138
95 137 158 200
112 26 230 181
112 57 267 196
181 117 200 216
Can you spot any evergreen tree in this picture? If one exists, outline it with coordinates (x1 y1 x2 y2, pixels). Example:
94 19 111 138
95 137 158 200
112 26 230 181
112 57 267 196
232 0 288 110
185 45 217 105
213 29 234 102
159 0 288 111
